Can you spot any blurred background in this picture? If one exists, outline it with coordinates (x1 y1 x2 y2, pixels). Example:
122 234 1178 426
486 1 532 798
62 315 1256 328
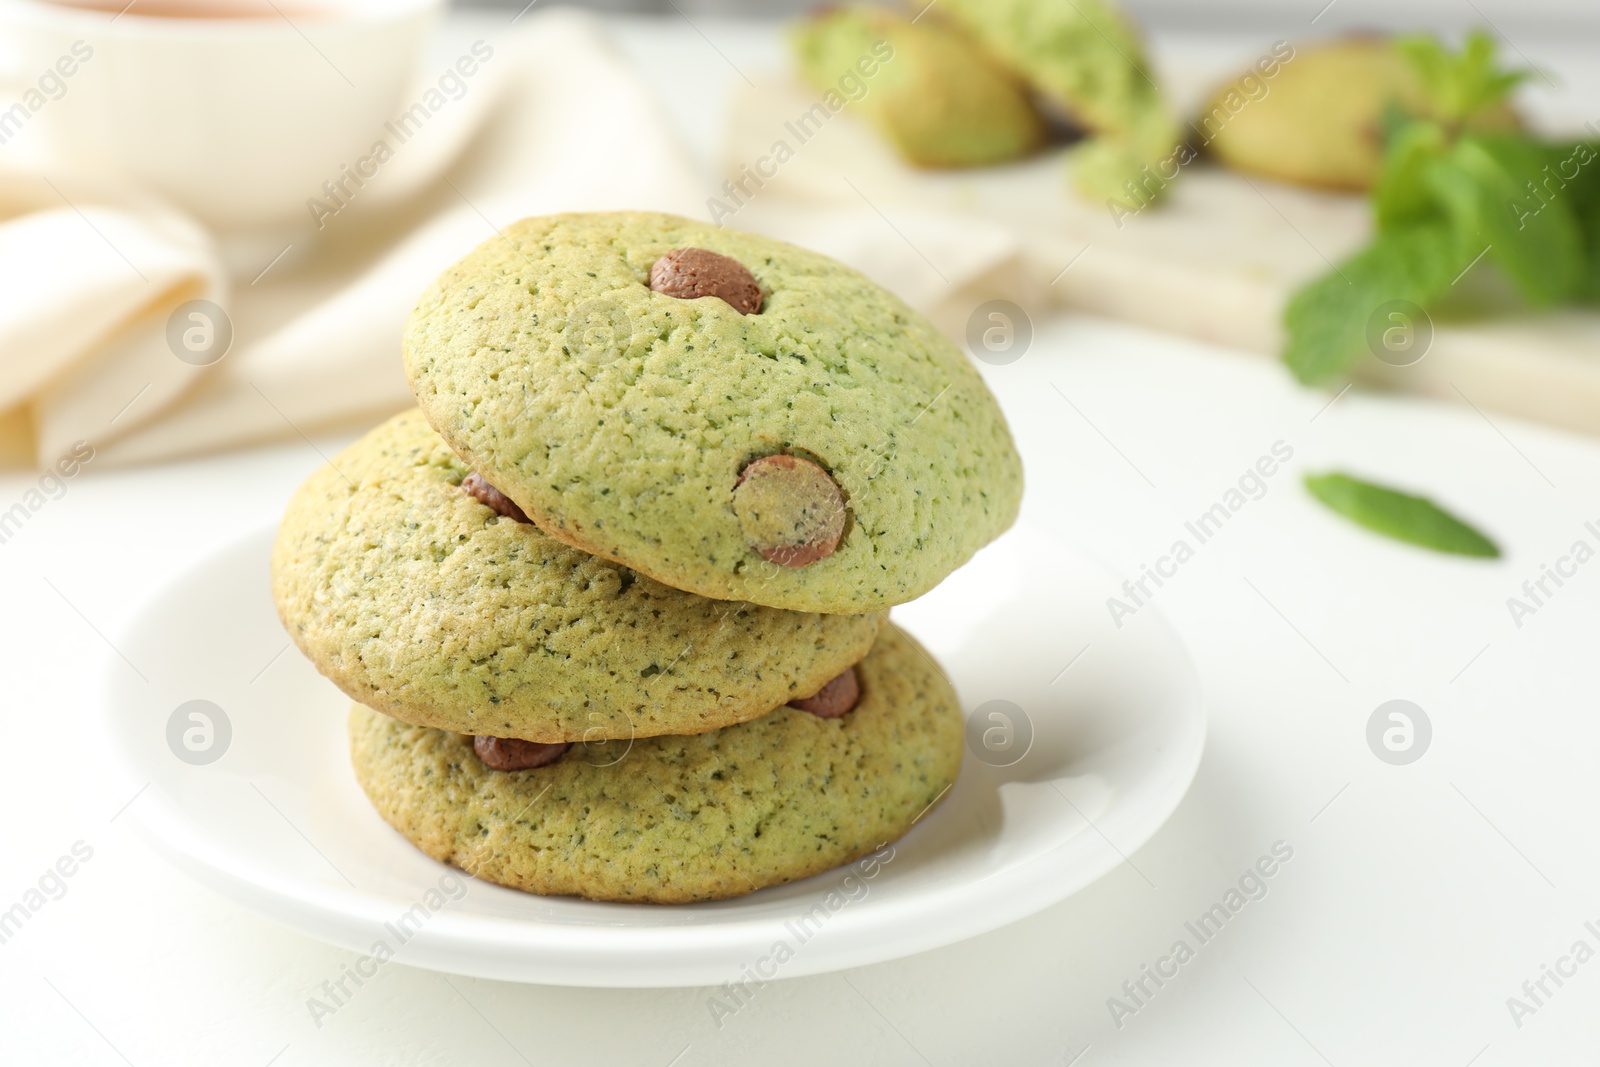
4 3 1600 1065
1 0 1595 467
462 0 1599 33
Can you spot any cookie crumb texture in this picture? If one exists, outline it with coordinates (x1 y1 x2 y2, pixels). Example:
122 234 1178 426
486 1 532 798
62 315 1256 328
271 411 882 743
349 625 961 903
403 211 1024 615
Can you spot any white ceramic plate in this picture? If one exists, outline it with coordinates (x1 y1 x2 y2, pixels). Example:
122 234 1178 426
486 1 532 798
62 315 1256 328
100 521 1204 987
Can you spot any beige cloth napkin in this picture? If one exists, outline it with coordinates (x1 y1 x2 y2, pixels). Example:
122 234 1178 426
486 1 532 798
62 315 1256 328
0 169 223 464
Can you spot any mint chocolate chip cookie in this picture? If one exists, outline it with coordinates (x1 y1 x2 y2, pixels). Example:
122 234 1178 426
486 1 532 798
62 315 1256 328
271 410 883 743
348 624 961 903
937 0 1168 140
402 211 1023 615
789 4 1047 168
936 0 1181 201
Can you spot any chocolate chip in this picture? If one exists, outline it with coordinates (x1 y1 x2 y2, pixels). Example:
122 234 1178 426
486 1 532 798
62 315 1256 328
462 471 531 524
473 735 570 771
732 454 847 567
790 667 860 718
649 248 763 314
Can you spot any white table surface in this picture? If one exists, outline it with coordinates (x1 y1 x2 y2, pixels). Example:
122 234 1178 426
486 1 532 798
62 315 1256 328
4 12 1600 1067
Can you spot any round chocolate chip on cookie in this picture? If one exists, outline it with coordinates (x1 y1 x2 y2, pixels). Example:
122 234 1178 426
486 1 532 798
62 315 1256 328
403 211 1023 614
461 471 530 523
474 736 570 771
650 247 763 314
789 666 860 718
733 454 847 567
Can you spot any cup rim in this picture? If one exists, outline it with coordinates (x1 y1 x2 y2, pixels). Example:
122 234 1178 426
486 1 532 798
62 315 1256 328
0 0 446 35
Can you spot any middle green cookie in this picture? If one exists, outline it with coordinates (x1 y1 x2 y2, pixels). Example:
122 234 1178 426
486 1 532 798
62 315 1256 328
270 410 883 744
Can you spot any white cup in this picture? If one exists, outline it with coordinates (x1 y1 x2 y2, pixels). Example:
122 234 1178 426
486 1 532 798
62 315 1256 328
0 0 445 246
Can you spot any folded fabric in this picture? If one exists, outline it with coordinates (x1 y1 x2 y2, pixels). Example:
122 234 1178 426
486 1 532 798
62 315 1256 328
0 168 223 464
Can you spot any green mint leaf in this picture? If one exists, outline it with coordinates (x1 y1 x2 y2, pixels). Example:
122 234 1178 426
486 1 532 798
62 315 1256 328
1542 139 1600 303
1394 30 1528 123
1373 119 1451 229
1582 195 1600 303
1282 222 1459 385
1437 133 1585 304
1304 472 1500 558
1394 35 1451 109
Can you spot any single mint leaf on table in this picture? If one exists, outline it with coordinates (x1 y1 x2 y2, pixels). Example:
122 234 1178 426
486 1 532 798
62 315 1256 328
1304 472 1501 558
1282 222 1459 385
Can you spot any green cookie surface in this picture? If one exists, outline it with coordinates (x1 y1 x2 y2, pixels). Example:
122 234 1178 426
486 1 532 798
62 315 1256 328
349 624 963 903
271 410 882 743
403 211 1023 615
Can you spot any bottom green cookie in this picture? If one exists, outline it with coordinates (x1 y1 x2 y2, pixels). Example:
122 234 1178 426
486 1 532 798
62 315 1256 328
349 625 962 904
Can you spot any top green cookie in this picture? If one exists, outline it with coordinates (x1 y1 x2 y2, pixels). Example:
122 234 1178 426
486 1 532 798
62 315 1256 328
403 211 1023 614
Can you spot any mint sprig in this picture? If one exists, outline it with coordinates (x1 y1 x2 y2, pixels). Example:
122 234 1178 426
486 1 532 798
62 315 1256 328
1393 30 1528 125
1281 32 1598 385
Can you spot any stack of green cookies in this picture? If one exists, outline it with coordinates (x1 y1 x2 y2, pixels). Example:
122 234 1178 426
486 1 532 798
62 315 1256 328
271 212 1024 903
